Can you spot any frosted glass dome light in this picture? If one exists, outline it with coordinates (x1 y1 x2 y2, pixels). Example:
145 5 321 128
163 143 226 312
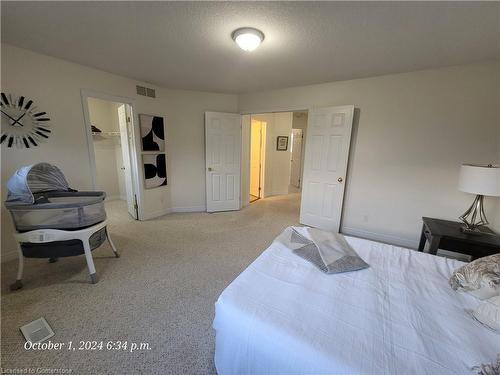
232 28 265 52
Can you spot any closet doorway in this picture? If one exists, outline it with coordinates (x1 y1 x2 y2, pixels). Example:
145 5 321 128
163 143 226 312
249 118 266 203
82 92 141 220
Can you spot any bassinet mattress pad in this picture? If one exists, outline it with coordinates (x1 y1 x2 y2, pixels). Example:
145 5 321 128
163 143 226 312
213 227 499 375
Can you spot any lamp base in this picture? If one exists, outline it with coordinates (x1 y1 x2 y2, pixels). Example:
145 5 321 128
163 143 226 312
460 226 487 235
459 194 489 233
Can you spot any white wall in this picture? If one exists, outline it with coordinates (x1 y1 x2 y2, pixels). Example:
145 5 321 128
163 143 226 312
270 112 293 195
239 62 500 248
87 97 120 132
1 44 237 261
292 112 308 130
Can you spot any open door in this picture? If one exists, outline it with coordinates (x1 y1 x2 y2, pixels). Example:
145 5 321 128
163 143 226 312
300 105 354 232
117 104 138 219
205 112 241 212
290 128 303 188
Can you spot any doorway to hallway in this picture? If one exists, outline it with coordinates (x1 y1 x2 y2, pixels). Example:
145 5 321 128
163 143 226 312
249 118 265 203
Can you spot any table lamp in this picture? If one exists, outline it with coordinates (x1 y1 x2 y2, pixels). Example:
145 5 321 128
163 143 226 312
458 164 500 233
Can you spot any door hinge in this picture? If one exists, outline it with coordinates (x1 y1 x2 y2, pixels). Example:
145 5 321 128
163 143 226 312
133 194 139 220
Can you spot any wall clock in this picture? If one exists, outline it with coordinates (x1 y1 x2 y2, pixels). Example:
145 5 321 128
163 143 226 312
1 92 51 148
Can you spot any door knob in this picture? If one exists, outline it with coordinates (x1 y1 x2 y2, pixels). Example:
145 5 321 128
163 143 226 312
337 177 343 183
208 167 213 172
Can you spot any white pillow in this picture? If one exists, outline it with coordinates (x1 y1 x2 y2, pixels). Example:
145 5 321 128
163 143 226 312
472 295 500 332
449 254 500 300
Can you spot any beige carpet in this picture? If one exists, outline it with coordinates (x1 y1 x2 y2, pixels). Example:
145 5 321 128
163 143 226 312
1 193 301 374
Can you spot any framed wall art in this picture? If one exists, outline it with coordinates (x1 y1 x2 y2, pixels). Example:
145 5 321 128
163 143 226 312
139 114 165 151
139 113 167 189
143 153 167 189
276 136 289 151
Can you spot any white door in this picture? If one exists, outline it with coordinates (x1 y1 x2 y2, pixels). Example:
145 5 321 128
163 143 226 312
290 128 303 188
300 105 354 232
205 112 241 212
117 104 137 219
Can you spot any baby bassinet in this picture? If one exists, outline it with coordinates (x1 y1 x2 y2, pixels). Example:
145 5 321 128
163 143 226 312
5 163 106 231
5 163 119 289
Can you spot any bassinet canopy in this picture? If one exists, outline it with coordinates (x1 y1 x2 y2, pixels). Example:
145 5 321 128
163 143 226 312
6 163 70 204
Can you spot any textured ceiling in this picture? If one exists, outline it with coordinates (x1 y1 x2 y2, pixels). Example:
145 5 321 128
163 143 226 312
2 1 499 94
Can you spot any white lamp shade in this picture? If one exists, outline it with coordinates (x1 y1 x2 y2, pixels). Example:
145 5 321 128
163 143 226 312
458 164 500 196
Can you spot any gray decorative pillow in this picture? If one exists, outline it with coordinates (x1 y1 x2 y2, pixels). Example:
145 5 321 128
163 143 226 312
290 228 369 274
449 254 500 300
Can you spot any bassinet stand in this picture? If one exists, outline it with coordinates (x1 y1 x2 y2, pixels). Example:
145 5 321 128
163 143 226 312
10 220 119 290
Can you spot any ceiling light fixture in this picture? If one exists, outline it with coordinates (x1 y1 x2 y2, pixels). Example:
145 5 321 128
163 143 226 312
232 27 265 52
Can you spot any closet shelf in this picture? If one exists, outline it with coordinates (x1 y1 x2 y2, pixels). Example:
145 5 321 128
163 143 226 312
92 131 121 137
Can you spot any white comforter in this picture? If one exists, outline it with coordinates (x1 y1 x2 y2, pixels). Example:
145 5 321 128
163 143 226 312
213 227 499 375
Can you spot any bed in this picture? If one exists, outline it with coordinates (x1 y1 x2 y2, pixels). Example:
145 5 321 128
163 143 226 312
213 227 499 375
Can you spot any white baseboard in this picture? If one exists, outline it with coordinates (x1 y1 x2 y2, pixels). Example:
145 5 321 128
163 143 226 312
141 207 172 220
140 205 205 220
341 226 419 250
170 205 206 213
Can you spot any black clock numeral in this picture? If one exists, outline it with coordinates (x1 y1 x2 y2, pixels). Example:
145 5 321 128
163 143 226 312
36 127 51 133
28 136 37 146
0 134 6 144
34 112 47 117
22 137 30 148
24 100 33 110
7 136 14 147
18 96 25 108
1 93 9 105
35 130 49 138
36 118 50 121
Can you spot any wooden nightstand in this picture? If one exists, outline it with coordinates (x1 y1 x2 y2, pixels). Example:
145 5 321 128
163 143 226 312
418 217 500 260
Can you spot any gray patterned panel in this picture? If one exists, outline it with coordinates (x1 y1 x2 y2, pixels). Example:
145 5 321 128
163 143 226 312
294 244 329 273
290 229 313 245
327 255 370 273
289 228 369 274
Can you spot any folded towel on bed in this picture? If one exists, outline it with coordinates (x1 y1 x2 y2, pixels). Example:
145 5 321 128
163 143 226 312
283 227 369 274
